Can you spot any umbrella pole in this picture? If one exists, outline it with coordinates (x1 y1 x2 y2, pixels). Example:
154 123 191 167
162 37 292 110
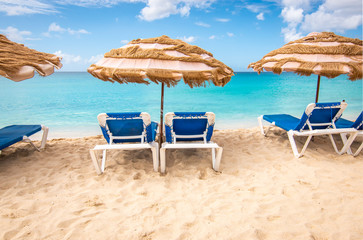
159 82 165 147
315 75 321 103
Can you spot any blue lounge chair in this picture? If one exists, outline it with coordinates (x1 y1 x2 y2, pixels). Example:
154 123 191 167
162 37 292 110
0 125 49 154
160 112 223 173
258 102 358 157
89 112 159 174
334 111 362 156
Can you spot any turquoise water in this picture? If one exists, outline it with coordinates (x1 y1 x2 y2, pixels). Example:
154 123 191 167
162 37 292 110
1 72 362 138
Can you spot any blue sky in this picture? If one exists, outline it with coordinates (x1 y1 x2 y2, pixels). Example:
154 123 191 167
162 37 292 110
1 0 362 72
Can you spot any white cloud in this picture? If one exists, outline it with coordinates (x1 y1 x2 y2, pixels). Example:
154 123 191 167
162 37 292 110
0 26 32 42
281 6 304 25
139 0 178 21
280 0 362 42
279 1 306 42
301 0 362 32
138 0 214 21
54 50 82 64
67 28 90 35
121 40 129 44
48 22 66 33
281 0 311 10
179 36 196 43
281 27 303 42
227 32 234 37
45 22 90 37
56 0 139 7
179 4 191 17
88 54 104 63
195 21 210 27
215 18 230 22
256 12 264 21
244 4 267 21
1 0 216 21
0 0 57 15
280 6 304 42
209 35 216 40
245 4 264 13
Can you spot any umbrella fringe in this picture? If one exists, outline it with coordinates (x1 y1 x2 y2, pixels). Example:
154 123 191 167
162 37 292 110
88 65 233 87
249 57 363 81
89 35 234 88
0 34 62 77
248 32 362 81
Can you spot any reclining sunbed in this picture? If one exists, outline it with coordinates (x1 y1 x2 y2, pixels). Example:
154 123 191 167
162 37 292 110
0 125 49 154
258 102 358 157
160 112 223 173
89 112 159 174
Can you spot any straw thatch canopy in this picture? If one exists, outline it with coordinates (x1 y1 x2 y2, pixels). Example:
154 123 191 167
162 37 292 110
0 34 62 81
88 35 234 87
248 32 362 81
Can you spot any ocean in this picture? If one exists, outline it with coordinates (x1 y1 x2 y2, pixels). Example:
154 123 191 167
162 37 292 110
1 72 362 138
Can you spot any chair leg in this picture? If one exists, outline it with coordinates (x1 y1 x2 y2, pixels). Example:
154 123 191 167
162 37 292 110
40 126 49 149
328 134 340 154
90 149 102 175
287 131 312 158
24 137 41 151
339 133 353 155
340 132 359 155
213 147 223 171
258 116 274 137
101 149 107 172
328 132 358 155
160 148 166 174
258 116 265 135
151 142 159 172
353 142 363 156
211 148 216 169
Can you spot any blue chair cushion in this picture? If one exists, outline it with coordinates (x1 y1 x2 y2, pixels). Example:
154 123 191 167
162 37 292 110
165 112 214 143
335 118 354 128
100 112 157 144
263 114 301 131
0 125 42 150
335 111 363 130
106 119 144 143
264 102 344 131
173 118 208 141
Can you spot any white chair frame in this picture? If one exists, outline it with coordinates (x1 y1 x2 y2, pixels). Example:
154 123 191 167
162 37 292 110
258 115 358 158
0 125 49 155
160 113 223 173
90 115 159 174
336 131 363 156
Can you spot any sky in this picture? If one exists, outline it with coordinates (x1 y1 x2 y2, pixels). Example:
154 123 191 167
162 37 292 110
0 0 362 72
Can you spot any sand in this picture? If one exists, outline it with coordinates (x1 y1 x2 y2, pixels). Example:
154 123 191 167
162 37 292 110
0 128 362 240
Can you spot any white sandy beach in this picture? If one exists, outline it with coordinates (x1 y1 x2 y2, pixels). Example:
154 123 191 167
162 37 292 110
0 128 362 240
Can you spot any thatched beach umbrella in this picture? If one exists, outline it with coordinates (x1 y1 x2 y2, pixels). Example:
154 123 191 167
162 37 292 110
248 32 362 102
0 34 62 81
88 35 234 145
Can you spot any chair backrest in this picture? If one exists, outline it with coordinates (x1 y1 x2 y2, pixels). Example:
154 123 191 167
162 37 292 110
352 111 363 130
294 102 347 131
97 112 154 144
164 112 215 143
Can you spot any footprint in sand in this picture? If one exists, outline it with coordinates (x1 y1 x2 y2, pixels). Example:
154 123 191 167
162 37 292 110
198 169 207 180
133 172 142 180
